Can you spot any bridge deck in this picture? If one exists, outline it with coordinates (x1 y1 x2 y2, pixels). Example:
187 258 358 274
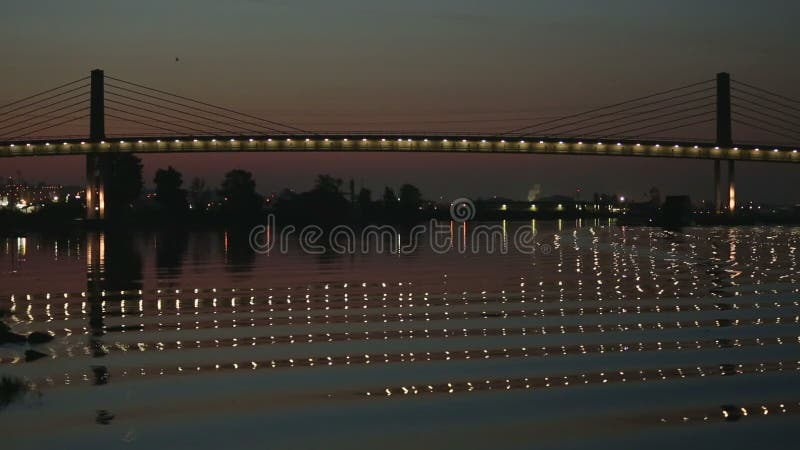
1 135 799 163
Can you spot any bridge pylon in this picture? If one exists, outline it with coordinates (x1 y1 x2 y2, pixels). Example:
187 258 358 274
86 69 107 220
715 72 735 214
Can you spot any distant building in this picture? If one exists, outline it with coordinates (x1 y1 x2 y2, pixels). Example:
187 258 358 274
0 176 72 213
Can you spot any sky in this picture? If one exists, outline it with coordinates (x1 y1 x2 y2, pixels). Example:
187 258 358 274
1 0 800 203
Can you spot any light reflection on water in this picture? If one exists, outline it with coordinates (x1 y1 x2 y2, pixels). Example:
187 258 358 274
1 222 800 449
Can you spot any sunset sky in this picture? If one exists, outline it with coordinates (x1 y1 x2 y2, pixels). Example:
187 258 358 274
2 0 800 203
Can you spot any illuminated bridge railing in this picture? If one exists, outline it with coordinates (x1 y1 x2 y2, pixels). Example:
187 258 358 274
1 134 799 163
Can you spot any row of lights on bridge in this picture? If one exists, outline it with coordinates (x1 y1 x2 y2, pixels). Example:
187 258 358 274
6 139 799 154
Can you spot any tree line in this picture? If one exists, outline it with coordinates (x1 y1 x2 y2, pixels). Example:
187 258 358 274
104 154 428 226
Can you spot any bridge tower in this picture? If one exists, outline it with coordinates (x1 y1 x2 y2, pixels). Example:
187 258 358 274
86 69 106 220
715 72 735 214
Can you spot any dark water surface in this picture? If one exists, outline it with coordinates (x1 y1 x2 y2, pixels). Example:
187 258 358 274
1 222 799 449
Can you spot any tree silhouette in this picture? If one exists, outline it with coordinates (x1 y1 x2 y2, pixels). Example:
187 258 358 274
382 187 399 222
303 174 349 226
357 187 373 221
104 154 143 220
154 166 189 215
219 169 262 221
189 177 211 211
399 184 423 218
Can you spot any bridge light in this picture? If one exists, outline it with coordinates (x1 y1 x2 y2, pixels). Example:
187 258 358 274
674 145 679 148
597 142 602 145
362 138 368 142
443 139 448 142
714 146 719 150
500 140 505 143
519 140 524 144
462 139 467 143
559 141 564 144
481 139 486 143
286 138 291 142
45 142 50 146
578 141 583 145
754 148 760 152
138 140 142 144
193 139 198 142
101 141 105 144
694 145 698 149
26 143 31 147
343 138 348 142
635 143 641 147
381 138 386 142
267 138 272 142
655 144 660 148
539 140 544 144
63 142 68 145
324 138 329 142
231 139 236 142
398 138 403 142
175 139 180 143
120 140 125 144
81 141 86 145
408 139 412 142
793 150 798 153
211 139 216 142
156 140 161 143
249 138 254 142
616 142 622 146
774 148 779 152
9 144 14 147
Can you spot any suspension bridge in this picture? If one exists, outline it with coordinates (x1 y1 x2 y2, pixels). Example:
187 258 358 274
1 69 799 219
